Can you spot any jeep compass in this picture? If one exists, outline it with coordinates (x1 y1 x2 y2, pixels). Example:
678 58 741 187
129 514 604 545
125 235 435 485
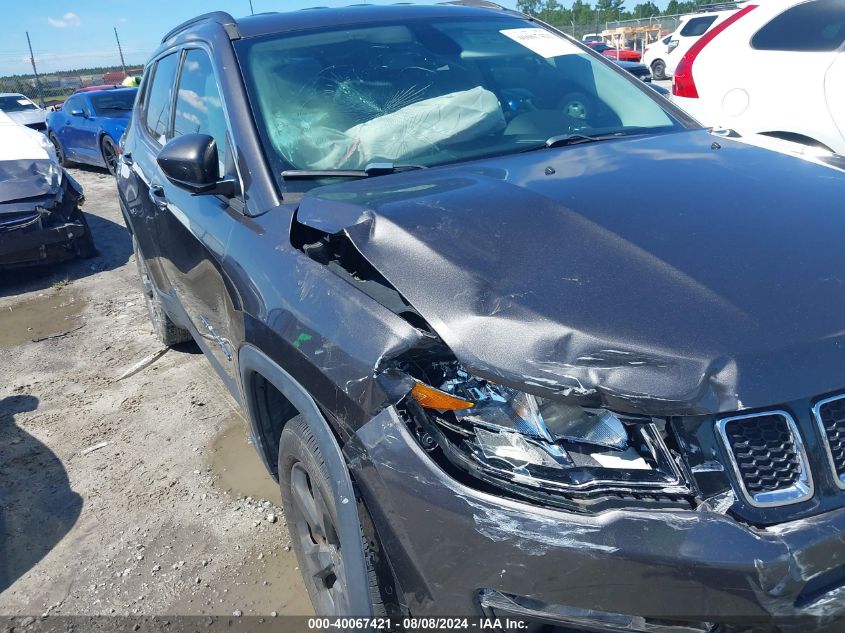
116 4 845 630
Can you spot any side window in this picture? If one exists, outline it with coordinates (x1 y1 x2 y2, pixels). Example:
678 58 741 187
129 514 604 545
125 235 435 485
680 16 717 37
752 0 845 52
173 49 230 176
144 53 180 144
63 96 81 114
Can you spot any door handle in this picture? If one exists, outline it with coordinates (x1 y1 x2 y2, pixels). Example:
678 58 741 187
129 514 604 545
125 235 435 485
148 184 168 209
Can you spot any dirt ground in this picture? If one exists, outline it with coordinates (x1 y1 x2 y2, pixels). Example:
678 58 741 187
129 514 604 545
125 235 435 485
0 167 312 618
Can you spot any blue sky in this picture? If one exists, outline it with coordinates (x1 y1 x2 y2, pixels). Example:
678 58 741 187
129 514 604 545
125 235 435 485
1 0 666 76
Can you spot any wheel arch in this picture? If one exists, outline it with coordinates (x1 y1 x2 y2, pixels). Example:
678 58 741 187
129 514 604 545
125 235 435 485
237 343 374 615
98 131 116 157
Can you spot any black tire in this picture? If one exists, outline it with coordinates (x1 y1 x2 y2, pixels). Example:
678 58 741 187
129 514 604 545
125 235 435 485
101 136 118 176
133 236 192 346
49 132 71 167
651 59 667 81
75 212 98 259
279 415 385 617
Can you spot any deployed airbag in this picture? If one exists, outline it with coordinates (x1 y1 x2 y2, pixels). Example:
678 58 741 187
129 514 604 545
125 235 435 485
271 87 506 169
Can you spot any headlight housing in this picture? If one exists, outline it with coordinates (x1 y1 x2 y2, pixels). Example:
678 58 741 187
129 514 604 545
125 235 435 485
402 363 689 504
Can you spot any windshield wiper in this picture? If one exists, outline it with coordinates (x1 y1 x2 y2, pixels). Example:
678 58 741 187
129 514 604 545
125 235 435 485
281 162 426 180
521 131 629 153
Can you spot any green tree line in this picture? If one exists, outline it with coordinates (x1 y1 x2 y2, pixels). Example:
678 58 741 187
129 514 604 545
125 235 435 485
516 0 718 28
0 64 141 84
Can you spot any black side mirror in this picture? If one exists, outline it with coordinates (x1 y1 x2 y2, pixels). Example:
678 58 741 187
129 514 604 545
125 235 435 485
156 133 236 197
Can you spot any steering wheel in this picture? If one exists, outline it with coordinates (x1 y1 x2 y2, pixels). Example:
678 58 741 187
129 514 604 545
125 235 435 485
557 91 596 123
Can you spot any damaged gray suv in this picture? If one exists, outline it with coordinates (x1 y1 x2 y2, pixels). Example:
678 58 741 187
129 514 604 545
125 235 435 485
117 3 845 630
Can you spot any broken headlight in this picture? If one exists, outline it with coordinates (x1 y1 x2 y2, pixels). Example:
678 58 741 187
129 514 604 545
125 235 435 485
405 366 687 498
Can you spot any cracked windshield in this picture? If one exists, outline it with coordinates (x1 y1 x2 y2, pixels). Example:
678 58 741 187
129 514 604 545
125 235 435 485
237 16 679 174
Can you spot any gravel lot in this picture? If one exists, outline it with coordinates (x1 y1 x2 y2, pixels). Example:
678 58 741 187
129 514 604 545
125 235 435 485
0 167 311 618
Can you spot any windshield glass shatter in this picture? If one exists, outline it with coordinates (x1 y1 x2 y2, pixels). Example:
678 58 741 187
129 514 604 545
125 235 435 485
236 17 683 182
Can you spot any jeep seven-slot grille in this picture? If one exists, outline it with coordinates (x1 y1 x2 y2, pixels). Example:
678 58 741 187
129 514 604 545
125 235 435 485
723 414 801 493
814 396 845 487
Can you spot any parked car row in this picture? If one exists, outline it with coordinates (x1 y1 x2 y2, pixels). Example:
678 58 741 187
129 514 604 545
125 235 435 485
670 0 845 155
0 82 138 269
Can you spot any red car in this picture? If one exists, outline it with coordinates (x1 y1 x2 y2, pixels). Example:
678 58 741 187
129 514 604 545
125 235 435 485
587 41 642 62
73 84 123 94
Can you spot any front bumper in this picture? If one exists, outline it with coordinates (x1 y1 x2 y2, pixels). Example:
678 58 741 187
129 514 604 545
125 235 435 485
0 172 88 267
345 408 845 631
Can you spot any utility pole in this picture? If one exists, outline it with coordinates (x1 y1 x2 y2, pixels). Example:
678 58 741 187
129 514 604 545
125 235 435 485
249 0 255 15
114 27 127 78
25 31 45 108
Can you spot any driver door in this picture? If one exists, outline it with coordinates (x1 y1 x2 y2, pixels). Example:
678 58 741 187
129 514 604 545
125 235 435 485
55 95 84 161
153 48 241 390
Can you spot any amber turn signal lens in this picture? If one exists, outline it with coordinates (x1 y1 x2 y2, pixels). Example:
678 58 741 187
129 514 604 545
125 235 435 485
410 382 474 411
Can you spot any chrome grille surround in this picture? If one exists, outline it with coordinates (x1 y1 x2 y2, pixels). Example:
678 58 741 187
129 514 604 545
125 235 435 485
715 410 813 508
812 394 845 490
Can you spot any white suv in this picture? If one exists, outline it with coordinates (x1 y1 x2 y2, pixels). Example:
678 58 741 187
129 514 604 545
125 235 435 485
671 0 845 155
643 7 741 79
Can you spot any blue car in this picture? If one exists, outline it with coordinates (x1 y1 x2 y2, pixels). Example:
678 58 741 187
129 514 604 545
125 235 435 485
47 87 137 175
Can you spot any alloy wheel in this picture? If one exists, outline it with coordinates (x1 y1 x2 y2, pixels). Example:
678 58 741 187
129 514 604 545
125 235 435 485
563 100 587 120
289 462 350 614
102 137 118 176
50 134 65 165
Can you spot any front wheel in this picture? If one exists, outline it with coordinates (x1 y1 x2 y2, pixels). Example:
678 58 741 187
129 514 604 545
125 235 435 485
75 211 98 259
651 59 667 81
279 415 385 617
49 132 71 167
133 237 192 346
101 136 118 176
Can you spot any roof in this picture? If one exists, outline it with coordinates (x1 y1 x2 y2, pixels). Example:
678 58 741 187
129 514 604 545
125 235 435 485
158 2 520 48
74 86 137 96
235 4 517 38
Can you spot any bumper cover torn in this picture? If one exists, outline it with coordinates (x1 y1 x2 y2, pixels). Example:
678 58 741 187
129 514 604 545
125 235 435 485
0 162 88 267
345 407 845 629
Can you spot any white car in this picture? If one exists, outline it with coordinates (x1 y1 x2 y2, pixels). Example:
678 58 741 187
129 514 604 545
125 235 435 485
0 92 48 132
0 111 94 267
671 0 845 155
643 7 740 79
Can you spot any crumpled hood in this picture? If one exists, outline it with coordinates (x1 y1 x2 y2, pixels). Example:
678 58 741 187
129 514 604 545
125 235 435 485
297 129 845 416
0 123 60 206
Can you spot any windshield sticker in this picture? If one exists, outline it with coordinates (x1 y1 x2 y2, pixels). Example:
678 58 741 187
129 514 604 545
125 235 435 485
500 28 579 58
17 99 31 106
